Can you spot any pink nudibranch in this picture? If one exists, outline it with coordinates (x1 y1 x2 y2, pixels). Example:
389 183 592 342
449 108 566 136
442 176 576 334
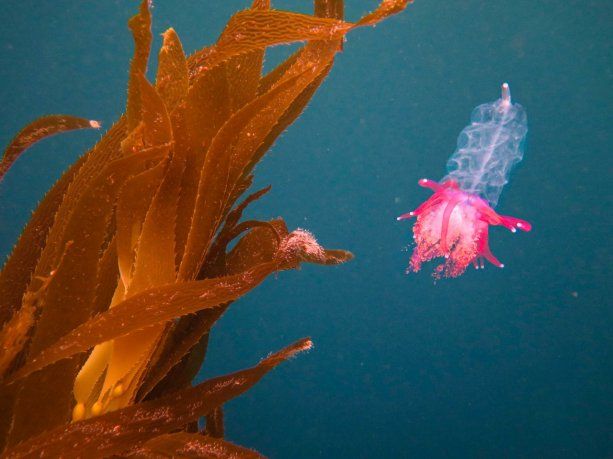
397 178 531 278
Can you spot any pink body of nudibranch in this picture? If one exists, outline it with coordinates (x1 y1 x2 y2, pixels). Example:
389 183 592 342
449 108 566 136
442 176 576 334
397 178 531 278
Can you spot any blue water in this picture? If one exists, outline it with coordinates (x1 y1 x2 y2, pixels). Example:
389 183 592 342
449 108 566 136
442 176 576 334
1 1 611 457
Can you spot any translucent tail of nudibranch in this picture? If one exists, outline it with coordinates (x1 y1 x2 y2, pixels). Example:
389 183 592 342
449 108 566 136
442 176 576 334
443 83 528 206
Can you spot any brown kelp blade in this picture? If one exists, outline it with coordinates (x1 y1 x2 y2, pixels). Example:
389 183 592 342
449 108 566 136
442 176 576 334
188 11 343 72
18 143 169 355
225 220 286 271
173 1 271 262
28 118 126 281
179 0 412 279
180 56 337 280
115 161 167 288
216 10 350 53
139 218 286 400
5 148 170 446
223 186 272 235
4 339 311 459
204 406 224 438
11 226 350 383
251 60 333 175
10 260 282 382
137 72 173 148
0 115 100 181
0 120 127 447
356 0 412 26
126 0 152 131
317 249 354 265
0 152 86 328
137 305 227 401
132 432 264 458
155 28 188 112
0 241 74 379
0 303 35 380
178 73 306 279
190 0 412 73
315 0 344 19
0 0 408 449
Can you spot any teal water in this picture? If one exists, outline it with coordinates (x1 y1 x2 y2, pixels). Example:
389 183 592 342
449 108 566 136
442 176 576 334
0 1 611 457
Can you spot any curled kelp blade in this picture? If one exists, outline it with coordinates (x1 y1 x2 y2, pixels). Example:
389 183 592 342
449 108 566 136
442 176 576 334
357 0 412 26
225 219 288 274
223 186 272 235
216 10 350 54
188 12 343 73
131 432 264 458
4 339 311 459
126 0 152 131
189 0 412 73
0 115 100 182
201 190 274 276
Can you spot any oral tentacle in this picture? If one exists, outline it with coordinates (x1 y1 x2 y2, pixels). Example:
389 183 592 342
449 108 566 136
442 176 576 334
477 229 504 268
417 178 443 192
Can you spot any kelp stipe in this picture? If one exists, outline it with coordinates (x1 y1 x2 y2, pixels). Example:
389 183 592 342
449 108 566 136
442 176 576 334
0 0 411 456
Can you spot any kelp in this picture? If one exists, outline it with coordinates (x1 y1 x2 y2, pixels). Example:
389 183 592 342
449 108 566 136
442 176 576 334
3 339 311 458
132 433 264 458
10 228 346 383
0 115 100 182
0 0 409 456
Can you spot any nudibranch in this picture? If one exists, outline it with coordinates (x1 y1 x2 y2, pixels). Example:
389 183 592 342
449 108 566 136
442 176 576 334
398 178 531 278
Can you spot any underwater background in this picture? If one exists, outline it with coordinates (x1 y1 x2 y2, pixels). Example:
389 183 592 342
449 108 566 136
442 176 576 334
0 0 610 457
